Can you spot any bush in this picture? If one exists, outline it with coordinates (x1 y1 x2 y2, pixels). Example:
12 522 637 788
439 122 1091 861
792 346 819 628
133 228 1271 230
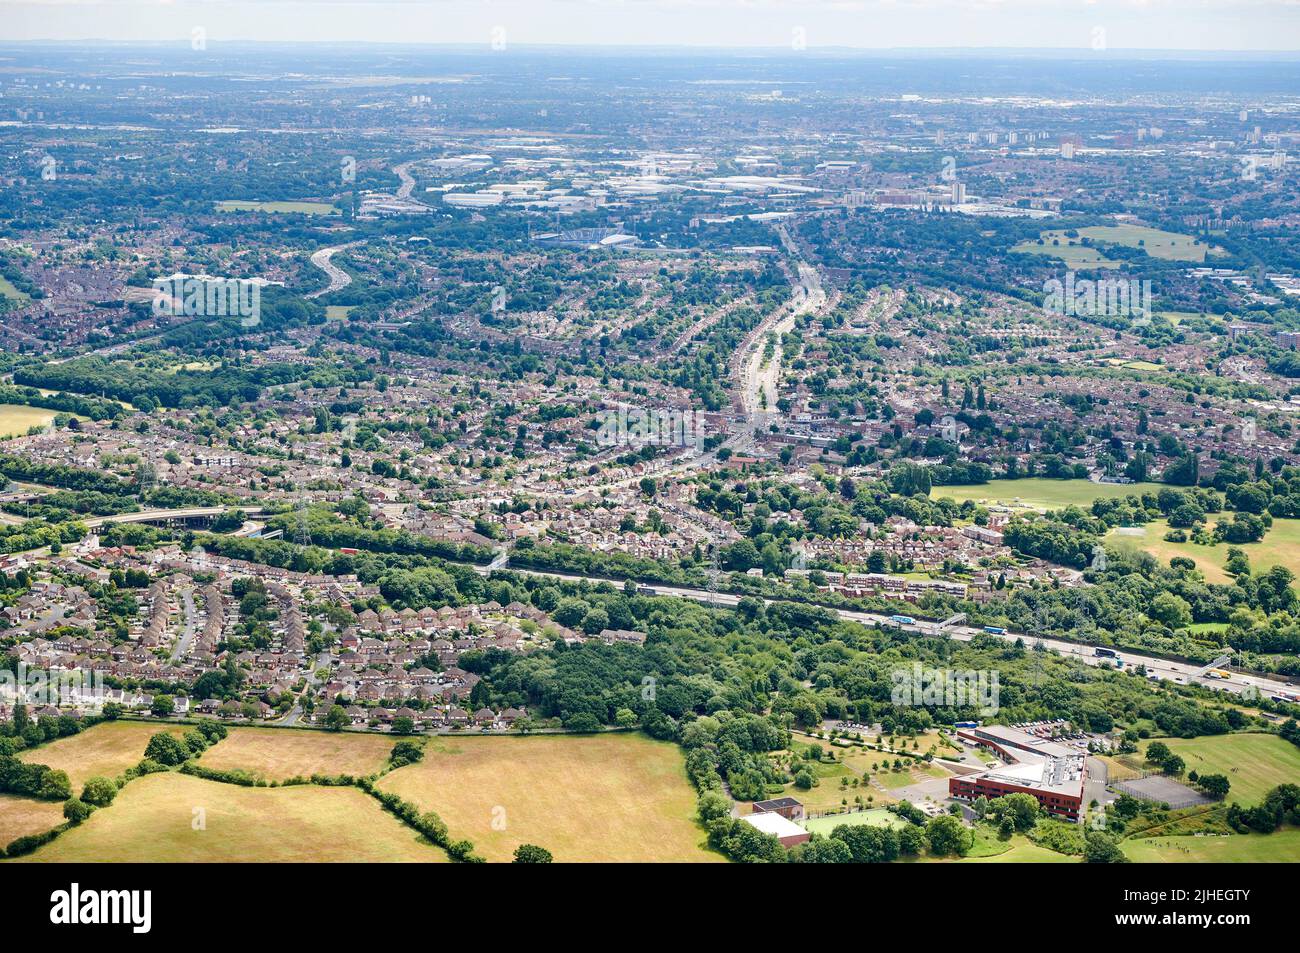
80 776 118 807
63 797 94 825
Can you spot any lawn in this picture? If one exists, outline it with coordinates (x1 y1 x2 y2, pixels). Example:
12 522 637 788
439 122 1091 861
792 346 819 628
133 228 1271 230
1015 226 1220 265
0 794 66 847
1122 828 1300 863
1109 516 1300 582
959 838 1079 863
932 478 1164 512
0 404 59 439
0 275 30 303
19 721 189 791
13 772 447 863
1139 733 1300 807
200 727 397 781
377 733 721 863
1010 239 1119 268
216 200 339 216
801 807 909 836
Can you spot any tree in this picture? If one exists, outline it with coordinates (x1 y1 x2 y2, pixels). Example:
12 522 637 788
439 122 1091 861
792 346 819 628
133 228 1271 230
924 815 972 857
391 716 416 736
81 776 117 807
1084 830 1128 863
1197 774 1231 800
151 694 175 717
63 797 93 825
513 844 554 864
1148 592 1192 630
143 732 189 766
324 705 349 732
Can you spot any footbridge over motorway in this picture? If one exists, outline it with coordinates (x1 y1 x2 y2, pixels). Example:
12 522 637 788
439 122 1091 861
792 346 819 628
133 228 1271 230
82 506 265 531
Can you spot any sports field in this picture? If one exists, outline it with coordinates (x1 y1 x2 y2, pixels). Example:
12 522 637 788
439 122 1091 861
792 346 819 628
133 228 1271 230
1140 733 1300 807
1109 516 1300 582
932 478 1164 512
377 733 721 863
0 404 59 439
19 721 189 790
199 727 396 781
1122 828 1300 863
216 200 339 215
0 794 66 846
14 772 447 863
801 807 909 836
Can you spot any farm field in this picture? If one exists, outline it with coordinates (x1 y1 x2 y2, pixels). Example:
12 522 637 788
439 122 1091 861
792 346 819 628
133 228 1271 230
378 733 720 863
200 727 396 781
932 478 1164 512
19 721 189 790
215 199 339 215
1109 516 1300 582
0 794 65 846
13 772 447 863
1122 828 1300 863
1139 733 1300 806
0 404 58 438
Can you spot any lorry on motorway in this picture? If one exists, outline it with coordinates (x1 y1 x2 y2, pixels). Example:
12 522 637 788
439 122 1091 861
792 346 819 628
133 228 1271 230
889 615 916 626
1094 647 1118 658
983 626 1006 635
1207 669 1232 680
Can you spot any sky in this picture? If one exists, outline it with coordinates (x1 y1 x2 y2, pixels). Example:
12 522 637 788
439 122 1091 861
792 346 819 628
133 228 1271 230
2 0 1299 52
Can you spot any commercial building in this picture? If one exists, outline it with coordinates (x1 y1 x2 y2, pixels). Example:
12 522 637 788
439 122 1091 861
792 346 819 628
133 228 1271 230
948 725 1086 821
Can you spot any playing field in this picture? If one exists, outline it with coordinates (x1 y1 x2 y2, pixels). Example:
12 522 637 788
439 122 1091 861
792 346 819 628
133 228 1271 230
19 721 189 791
1110 516 1300 582
1010 239 1119 268
377 733 722 863
200 727 397 781
801 807 909 835
14 772 447 863
1140 733 1300 807
0 404 58 439
1016 226 1219 265
932 478 1164 512
216 200 339 216
0 794 65 847
1122 828 1300 863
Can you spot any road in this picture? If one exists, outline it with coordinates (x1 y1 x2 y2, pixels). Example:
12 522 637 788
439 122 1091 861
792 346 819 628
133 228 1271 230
305 245 354 300
278 651 331 726
476 562 1294 702
82 505 264 529
169 587 197 663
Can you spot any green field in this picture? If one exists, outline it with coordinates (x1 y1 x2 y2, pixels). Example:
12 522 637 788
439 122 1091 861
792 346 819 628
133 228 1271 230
19 721 188 791
1139 733 1300 807
0 275 30 303
1010 239 1119 268
1122 828 1300 862
801 807 909 835
1110 516 1300 582
378 733 721 863
14 772 447 863
932 478 1164 512
216 200 339 216
1015 225 1220 265
0 404 60 438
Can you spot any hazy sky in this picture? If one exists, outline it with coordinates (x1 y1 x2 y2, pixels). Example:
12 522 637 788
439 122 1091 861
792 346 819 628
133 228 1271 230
3 0 1299 51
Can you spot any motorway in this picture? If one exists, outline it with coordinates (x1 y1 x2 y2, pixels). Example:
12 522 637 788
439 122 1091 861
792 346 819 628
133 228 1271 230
82 505 265 529
473 562 1294 702
305 245 354 300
